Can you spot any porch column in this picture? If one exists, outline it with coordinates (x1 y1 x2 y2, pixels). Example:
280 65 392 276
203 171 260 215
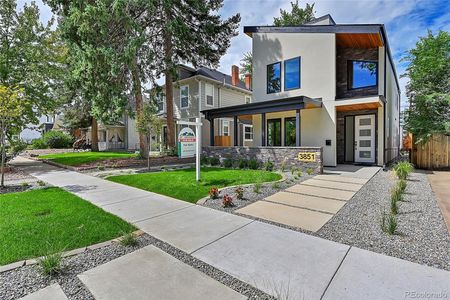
234 115 238 146
209 118 214 146
261 112 266 146
296 109 301 146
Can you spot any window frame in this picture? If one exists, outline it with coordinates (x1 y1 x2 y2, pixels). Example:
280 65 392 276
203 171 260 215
243 124 253 142
222 120 230 136
180 85 189 109
284 117 297 147
284 56 301 91
348 60 378 90
205 83 214 107
245 96 251 104
266 61 282 94
157 93 165 113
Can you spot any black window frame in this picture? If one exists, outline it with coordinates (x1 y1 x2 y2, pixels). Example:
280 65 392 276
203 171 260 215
267 118 282 146
284 56 301 91
266 61 282 94
347 60 378 90
284 117 297 147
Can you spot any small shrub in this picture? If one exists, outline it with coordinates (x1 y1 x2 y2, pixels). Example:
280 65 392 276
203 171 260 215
209 187 220 199
209 156 220 166
253 183 262 194
37 180 46 187
120 232 138 247
238 158 248 169
235 186 244 200
43 131 73 149
390 192 399 215
398 179 407 193
38 252 62 276
280 160 287 172
248 158 260 170
222 194 234 207
306 168 314 175
21 182 29 187
223 158 234 168
290 166 296 175
9 139 27 154
272 182 281 189
31 138 48 149
297 170 302 177
393 161 413 180
391 185 404 203
264 160 274 171
381 211 397 235
200 156 210 166
294 176 299 180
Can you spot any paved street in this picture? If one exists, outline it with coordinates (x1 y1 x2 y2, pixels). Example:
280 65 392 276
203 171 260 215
12 157 450 300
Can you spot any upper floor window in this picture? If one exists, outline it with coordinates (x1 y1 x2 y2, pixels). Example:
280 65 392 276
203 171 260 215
245 96 251 104
157 93 165 112
284 57 301 90
205 83 214 106
349 61 377 89
267 62 281 94
180 85 189 108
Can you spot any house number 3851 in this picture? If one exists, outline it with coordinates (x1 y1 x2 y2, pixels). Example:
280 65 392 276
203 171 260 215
298 152 316 162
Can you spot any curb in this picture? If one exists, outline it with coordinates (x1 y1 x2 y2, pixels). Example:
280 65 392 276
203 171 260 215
0 230 144 274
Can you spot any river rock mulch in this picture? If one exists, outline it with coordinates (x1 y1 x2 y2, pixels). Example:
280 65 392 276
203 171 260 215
200 170 315 213
0 234 274 300
317 169 450 271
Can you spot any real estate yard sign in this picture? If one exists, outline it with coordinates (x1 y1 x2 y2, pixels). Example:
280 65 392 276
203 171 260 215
178 127 196 158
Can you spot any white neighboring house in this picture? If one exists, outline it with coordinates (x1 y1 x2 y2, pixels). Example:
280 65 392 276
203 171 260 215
19 115 54 142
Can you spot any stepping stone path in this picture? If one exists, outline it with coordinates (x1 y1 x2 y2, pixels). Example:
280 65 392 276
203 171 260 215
236 168 379 232
19 284 67 300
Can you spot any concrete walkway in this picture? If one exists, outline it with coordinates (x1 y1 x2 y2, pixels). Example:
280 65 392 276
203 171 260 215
11 157 450 300
428 171 450 233
236 166 380 232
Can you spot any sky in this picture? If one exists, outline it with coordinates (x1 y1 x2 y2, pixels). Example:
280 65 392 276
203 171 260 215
18 0 450 110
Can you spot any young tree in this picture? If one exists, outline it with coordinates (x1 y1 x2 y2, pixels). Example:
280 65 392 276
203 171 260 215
148 0 240 150
240 1 315 76
403 30 450 143
0 86 23 187
273 1 316 26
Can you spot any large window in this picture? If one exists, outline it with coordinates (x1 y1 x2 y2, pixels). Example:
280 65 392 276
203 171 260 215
267 119 281 146
180 85 189 108
205 83 214 106
243 125 253 141
284 57 301 90
157 93 165 112
284 117 297 146
349 61 377 89
222 120 229 136
267 62 281 94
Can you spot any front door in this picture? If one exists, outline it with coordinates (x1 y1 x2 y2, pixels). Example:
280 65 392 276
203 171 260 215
354 115 375 163
267 119 281 146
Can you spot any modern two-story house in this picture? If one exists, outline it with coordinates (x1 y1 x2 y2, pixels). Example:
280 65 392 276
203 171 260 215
202 14 401 167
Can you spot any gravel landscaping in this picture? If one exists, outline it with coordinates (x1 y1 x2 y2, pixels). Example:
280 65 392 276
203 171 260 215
0 167 43 194
317 169 450 271
0 234 273 300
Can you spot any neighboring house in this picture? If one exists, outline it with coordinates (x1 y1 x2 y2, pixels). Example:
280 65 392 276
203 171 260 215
19 115 54 142
84 121 126 151
201 14 401 167
126 65 253 152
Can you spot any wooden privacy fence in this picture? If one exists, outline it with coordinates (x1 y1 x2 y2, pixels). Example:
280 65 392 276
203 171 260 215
412 133 450 170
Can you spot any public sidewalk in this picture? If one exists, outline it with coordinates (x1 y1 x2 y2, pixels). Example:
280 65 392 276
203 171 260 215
12 157 450 300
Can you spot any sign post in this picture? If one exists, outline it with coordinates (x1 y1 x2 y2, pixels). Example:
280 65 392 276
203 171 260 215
177 118 202 181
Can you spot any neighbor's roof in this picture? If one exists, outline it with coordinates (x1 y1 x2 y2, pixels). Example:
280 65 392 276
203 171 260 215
178 65 251 92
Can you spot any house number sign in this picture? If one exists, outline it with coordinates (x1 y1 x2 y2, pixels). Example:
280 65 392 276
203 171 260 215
298 152 317 162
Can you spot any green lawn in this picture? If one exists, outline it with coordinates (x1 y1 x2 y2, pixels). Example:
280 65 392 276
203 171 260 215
0 188 135 265
39 151 138 166
108 167 282 203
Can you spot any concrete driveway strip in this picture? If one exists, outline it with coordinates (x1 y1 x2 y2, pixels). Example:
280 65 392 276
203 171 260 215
286 184 355 201
322 247 450 300
301 178 363 192
20 284 68 300
78 245 245 300
313 174 368 185
135 205 253 254
265 192 346 214
193 221 350 300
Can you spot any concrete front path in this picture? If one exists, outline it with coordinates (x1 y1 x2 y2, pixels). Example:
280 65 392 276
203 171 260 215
236 165 379 232
428 171 450 233
20 284 67 300
11 157 450 300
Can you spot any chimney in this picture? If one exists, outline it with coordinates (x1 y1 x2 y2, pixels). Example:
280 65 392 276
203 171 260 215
244 74 252 90
231 65 239 86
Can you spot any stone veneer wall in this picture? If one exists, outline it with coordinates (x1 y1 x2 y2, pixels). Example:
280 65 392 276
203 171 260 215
202 146 323 174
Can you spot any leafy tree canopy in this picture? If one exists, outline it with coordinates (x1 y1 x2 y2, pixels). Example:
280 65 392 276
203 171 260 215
273 1 316 26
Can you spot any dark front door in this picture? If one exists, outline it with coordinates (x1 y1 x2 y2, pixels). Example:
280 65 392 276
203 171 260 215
284 117 296 146
267 119 281 146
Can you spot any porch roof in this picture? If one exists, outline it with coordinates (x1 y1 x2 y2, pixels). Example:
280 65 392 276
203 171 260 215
201 96 322 120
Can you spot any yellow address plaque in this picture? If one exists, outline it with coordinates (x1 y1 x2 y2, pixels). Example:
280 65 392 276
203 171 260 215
298 152 317 162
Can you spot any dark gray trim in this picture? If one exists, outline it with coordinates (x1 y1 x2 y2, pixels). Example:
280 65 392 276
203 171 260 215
383 46 387 165
296 109 301 147
244 24 383 35
261 113 266 146
304 14 336 25
202 96 321 119
347 60 378 90
267 61 282 94
233 115 238 146
267 118 282 147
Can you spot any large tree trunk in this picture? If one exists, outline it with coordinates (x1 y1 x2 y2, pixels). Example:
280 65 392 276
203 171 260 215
131 57 146 157
163 15 175 150
91 118 99 152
